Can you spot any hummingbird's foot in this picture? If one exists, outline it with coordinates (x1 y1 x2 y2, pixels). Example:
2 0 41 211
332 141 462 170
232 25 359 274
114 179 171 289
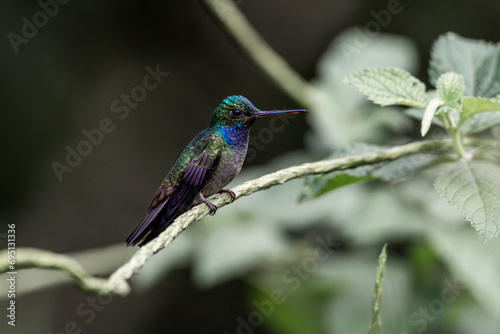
199 192 217 215
219 189 236 202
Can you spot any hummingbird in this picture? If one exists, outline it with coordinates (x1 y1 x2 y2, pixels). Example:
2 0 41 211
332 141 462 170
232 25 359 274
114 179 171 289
126 95 308 247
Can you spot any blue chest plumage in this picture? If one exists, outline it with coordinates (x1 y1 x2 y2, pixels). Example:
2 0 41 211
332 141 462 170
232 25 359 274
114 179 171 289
217 124 249 150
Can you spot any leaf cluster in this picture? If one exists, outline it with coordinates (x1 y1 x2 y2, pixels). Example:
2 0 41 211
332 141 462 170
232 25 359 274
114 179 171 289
325 33 500 241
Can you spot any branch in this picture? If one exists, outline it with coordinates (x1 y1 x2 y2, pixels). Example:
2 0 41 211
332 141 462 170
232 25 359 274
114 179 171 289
0 248 124 295
199 0 316 108
0 139 453 296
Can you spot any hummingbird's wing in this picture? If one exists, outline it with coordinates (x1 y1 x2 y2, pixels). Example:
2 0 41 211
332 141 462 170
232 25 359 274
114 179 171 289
124 185 172 246
125 136 222 247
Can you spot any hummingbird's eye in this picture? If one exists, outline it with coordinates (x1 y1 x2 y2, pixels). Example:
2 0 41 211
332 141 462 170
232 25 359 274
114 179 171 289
231 109 244 117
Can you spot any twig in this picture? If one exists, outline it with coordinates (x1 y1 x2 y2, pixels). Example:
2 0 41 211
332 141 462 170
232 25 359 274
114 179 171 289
199 0 316 109
0 139 453 296
1 248 127 295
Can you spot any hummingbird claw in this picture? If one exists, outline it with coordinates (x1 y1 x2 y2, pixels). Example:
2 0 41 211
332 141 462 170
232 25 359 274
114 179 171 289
206 201 217 215
199 191 218 215
219 189 236 202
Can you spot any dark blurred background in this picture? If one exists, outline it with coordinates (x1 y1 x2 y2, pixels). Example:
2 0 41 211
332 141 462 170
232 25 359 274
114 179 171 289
1 0 499 333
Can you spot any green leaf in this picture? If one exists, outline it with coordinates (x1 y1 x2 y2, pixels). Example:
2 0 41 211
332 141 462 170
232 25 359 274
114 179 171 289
460 96 500 134
300 143 385 201
433 160 500 240
429 32 500 98
460 110 500 134
341 67 428 108
461 97 500 121
421 97 444 136
301 172 374 201
436 72 464 102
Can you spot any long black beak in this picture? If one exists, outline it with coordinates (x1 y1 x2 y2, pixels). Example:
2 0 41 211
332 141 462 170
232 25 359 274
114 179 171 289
252 109 309 118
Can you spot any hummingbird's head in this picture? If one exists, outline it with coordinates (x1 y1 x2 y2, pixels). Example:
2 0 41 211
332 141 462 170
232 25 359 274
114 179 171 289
209 95 308 128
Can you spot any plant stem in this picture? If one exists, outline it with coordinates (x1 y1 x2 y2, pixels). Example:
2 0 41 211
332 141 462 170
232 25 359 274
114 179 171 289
437 113 470 159
450 128 470 159
200 0 315 109
0 139 454 296
447 112 470 159
369 244 388 334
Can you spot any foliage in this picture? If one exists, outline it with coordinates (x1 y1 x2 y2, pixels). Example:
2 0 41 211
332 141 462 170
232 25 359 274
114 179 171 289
335 32 500 241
